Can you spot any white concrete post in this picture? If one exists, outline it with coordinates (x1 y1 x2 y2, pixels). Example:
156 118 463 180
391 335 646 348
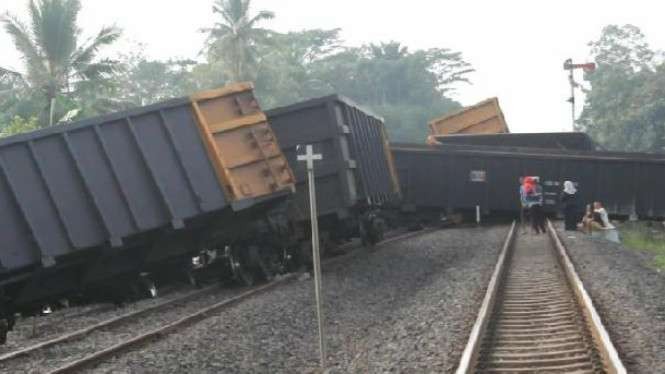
297 144 326 368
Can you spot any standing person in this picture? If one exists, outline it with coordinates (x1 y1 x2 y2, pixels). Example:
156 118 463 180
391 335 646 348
523 177 546 234
519 177 528 234
560 181 579 231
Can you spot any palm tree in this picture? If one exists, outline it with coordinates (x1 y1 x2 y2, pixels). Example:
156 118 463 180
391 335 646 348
203 0 274 82
2 0 121 126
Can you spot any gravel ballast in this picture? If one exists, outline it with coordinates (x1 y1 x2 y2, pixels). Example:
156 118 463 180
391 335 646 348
0 283 212 357
557 225 665 374
90 226 508 373
1 286 247 374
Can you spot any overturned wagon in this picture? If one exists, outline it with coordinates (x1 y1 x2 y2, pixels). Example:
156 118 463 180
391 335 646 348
393 142 665 220
267 95 400 252
0 83 294 341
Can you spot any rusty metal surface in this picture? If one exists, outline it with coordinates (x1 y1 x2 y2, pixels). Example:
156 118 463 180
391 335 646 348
428 97 509 136
190 83 295 202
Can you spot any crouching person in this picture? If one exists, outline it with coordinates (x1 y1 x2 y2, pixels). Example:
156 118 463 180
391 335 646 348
591 201 620 243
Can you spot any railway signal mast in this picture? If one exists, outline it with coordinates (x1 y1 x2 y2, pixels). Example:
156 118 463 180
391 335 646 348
563 59 596 130
297 144 326 369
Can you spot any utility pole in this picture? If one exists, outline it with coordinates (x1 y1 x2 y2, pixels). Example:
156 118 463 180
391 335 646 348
297 144 326 369
563 59 596 131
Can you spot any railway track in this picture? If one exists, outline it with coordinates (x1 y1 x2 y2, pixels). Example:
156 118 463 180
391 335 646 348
0 227 435 373
456 221 626 374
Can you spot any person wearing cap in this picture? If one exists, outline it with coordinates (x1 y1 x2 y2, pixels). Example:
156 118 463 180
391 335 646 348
522 176 545 234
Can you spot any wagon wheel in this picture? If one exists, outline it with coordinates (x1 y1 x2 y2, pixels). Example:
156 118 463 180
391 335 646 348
299 241 314 271
186 270 202 289
249 245 274 282
227 247 256 287
0 319 8 345
372 217 386 244
132 276 158 299
359 218 374 248
361 214 386 247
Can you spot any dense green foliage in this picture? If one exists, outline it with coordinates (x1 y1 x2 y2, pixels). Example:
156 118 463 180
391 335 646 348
578 24 665 152
0 116 39 137
1 0 472 141
1 0 121 127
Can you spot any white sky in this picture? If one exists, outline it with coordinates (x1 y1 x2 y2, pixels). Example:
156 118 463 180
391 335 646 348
1 0 663 133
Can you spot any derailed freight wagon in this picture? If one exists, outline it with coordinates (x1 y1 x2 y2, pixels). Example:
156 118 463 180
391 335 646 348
267 95 400 254
0 83 294 342
392 142 665 220
428 97 509 136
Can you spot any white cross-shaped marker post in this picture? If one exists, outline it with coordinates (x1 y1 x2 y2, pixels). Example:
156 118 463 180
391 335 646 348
297 144 326 368
297 144 322 170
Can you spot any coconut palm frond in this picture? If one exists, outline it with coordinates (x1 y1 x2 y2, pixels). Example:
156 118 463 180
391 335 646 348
75 58 118 81
32 0 81 69
247 10 274 28
71 25 121 70
2 15 44 78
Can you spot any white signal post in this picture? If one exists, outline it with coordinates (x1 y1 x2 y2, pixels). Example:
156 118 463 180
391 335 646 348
297 144 326 368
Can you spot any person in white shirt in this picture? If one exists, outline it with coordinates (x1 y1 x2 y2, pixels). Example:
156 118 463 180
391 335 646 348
591 201 620 242
592 201 615 229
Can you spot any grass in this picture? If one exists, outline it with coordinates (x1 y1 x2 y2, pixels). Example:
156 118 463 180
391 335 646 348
619 221 665 271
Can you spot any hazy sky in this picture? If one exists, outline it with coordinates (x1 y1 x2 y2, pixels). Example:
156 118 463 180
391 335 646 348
1 0 663 133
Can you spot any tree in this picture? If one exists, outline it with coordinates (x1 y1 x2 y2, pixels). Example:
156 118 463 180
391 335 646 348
589 24 655 73
0 116 40 138
301 41 471 141
202 0 275 82
579 24 665 152
253 28 343 108
1 0 121 127
114 50 200 106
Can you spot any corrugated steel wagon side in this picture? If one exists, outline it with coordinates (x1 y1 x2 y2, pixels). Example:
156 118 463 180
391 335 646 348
0 83 294 333
432 132 596 151
392 142 665 220
267 95 400 248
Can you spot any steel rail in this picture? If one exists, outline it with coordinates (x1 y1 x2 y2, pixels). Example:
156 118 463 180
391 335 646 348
0 284 221 362
45 227 438 374
0 227 438 373
455 220 626 373
455 222 516 374
547 220 626 374
46 274 298 374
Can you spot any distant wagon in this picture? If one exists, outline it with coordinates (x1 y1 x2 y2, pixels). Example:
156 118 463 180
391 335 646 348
393 140 665 221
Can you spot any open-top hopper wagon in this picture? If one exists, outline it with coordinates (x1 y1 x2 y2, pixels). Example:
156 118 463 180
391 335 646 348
0 83 294 342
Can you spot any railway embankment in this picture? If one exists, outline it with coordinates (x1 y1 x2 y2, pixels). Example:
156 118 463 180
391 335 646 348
91 226 506 373
558 224 665 373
